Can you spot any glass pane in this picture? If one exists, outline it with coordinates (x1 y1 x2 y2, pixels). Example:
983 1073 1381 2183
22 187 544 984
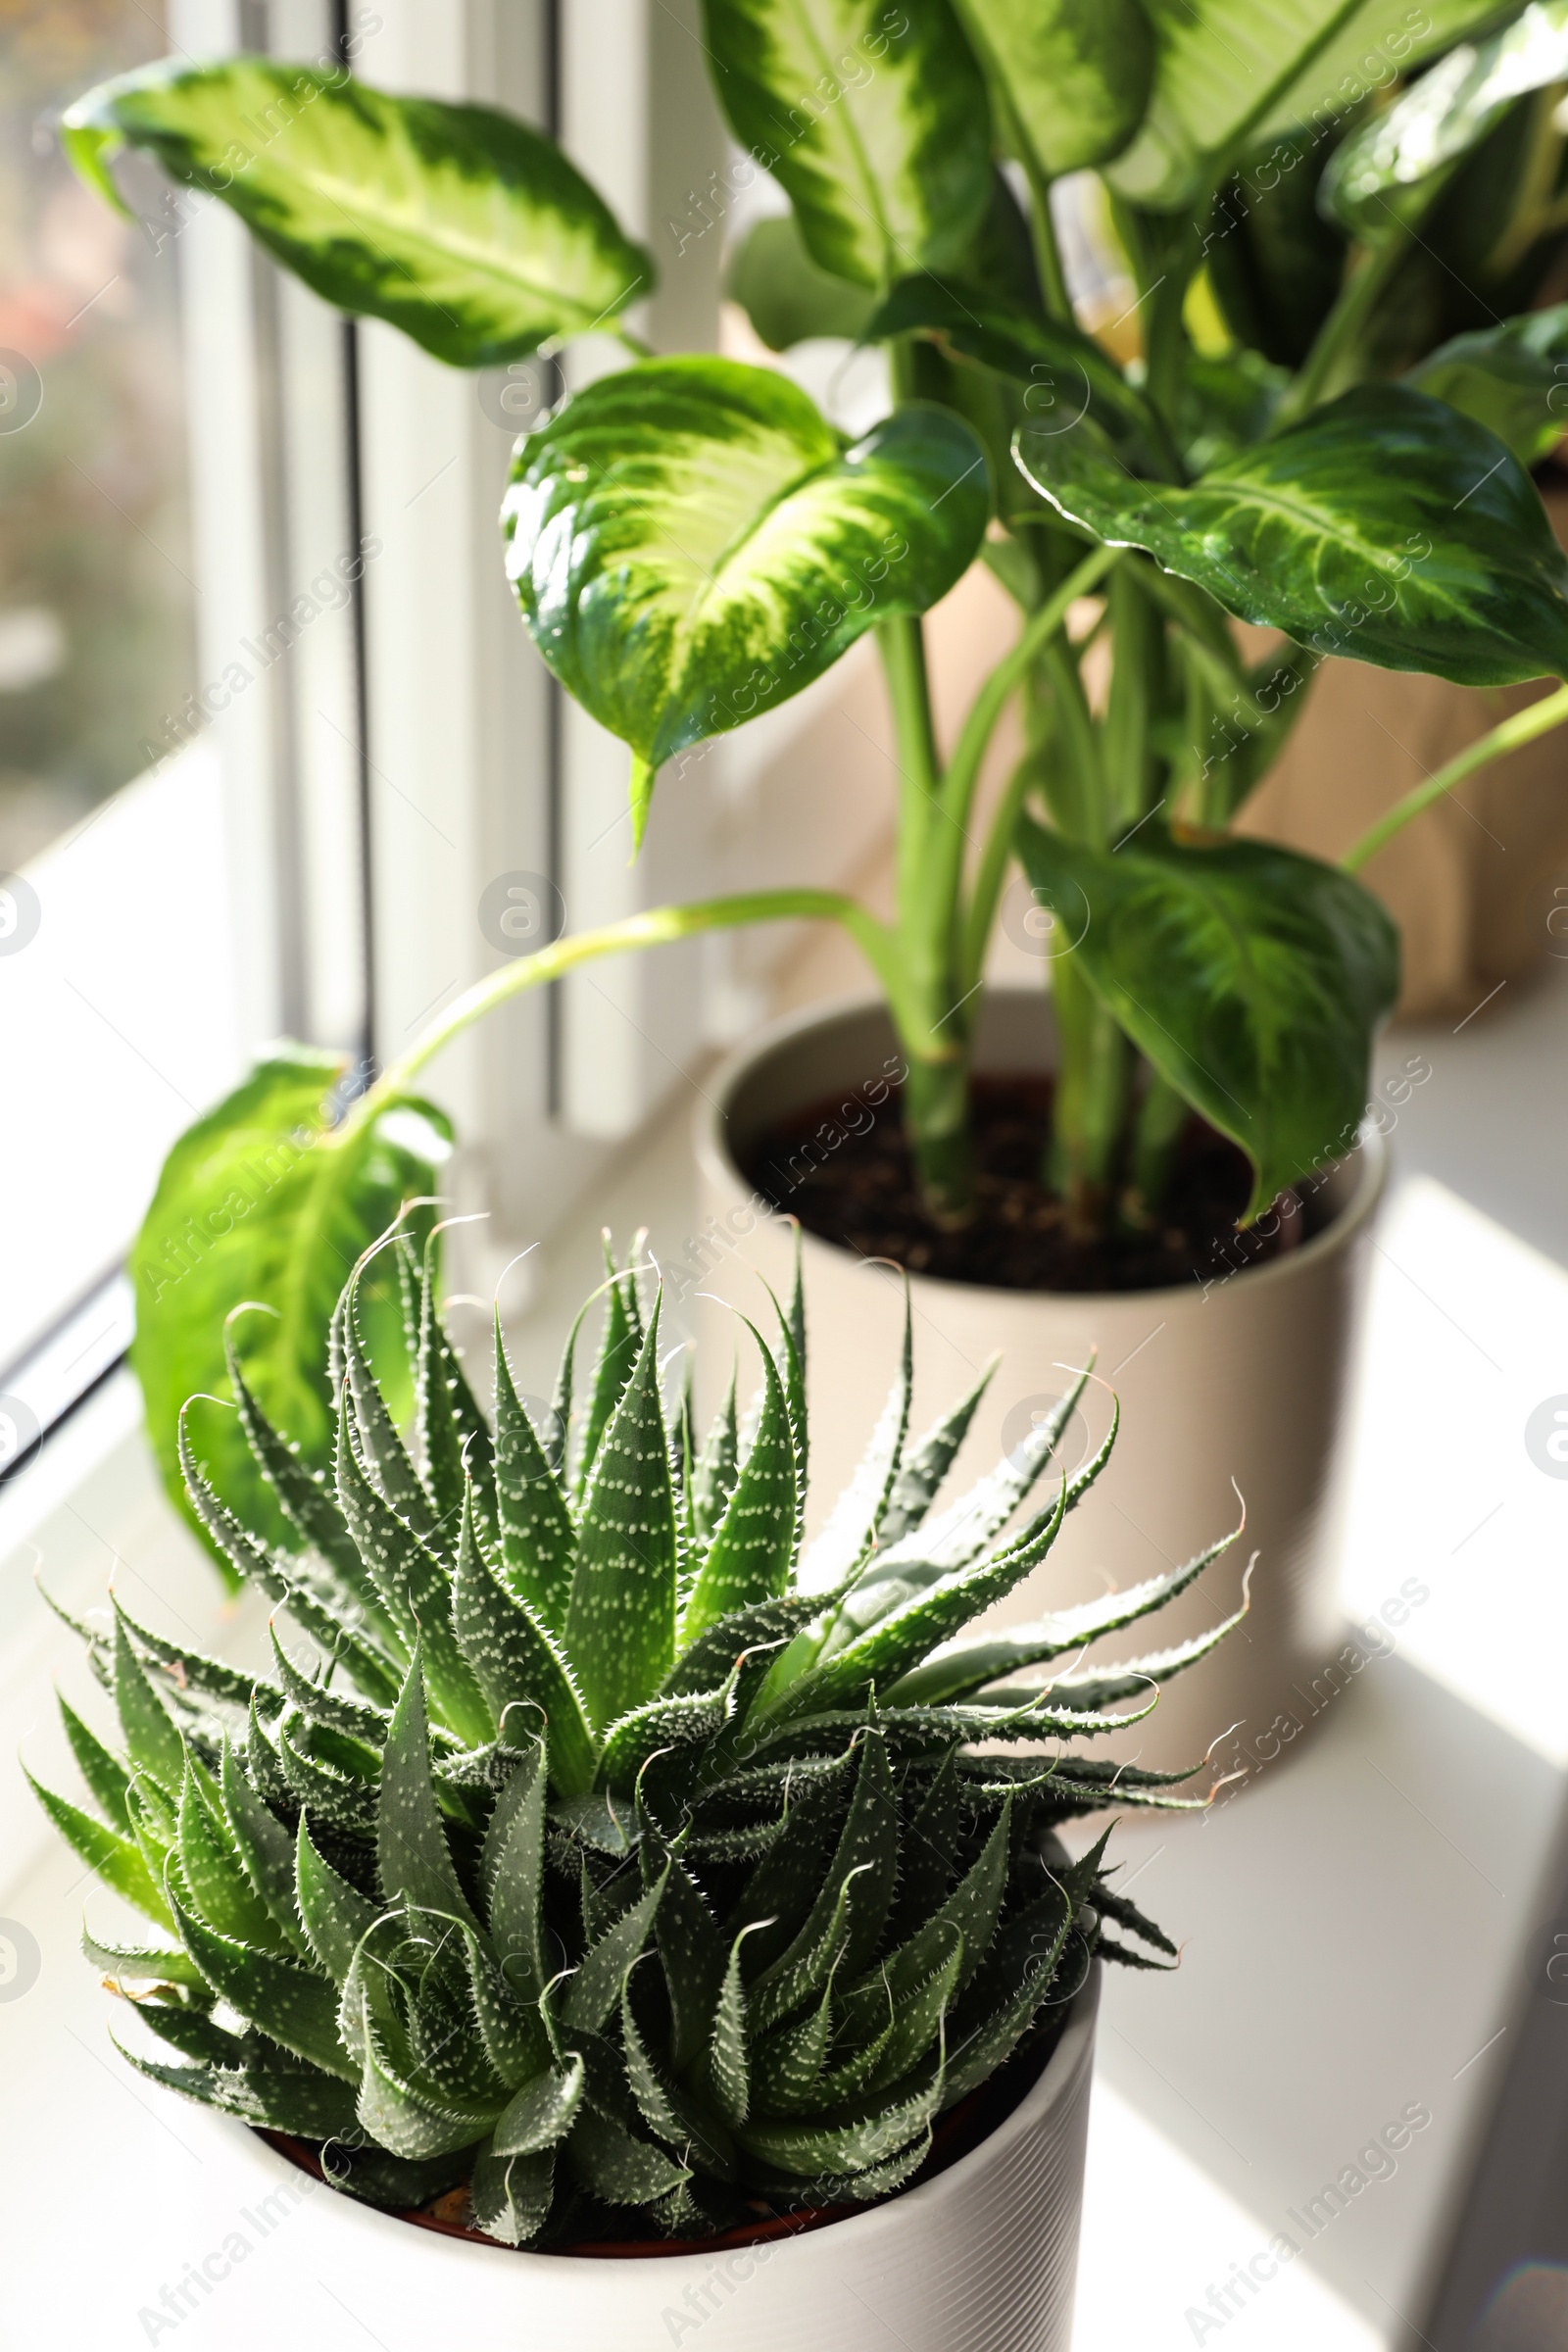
0 0 195 869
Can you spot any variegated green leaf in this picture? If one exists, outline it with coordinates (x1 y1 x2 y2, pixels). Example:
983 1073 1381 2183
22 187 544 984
700 0 992 288
504 364 990 818
1407 307 1568 469
954 0 1151 172
1107 0 1499 209
64 59 652 367
1323 2 1568 234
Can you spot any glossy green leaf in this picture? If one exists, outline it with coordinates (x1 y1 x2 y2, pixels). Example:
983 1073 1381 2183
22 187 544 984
1323 2 1568 232
725 212 876 350
566 1308 679 1730
1017 818 1397 1217
503 362 989 796
178 1760 284 1951
112 1612 184 1794
132 1048 449 1579
699 0 991 288
1016 387 1568 688
954 0 1152 172
1407 305 1568 467
64 58 652 367
1109 0 1501 209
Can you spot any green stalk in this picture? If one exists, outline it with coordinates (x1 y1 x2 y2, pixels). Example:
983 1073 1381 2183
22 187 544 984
1343 681 1568 870
1125 1075 1191 1225
1278 216 1424 421
879 612 974 1223
330 889 895 1152
1049 955 1132 1232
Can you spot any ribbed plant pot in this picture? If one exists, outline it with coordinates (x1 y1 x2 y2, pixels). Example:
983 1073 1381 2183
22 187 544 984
250 1970 1100 2351
691 990 1385 1780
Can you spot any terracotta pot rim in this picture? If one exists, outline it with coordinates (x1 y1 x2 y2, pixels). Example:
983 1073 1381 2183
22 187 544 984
696 985 1388 1310
255 1966 1100 2267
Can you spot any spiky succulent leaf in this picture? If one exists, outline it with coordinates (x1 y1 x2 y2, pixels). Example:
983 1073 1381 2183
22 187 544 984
36 1233 1231 2249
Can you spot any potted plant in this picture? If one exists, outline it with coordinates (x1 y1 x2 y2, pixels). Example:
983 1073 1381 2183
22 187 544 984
29 1229 1239 2344
59 3 1568 1767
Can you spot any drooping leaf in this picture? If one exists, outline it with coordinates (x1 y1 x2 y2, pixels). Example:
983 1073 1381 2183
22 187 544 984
132 1048 449 1579
503 363 990 803
1322 2 1568 234
725 212 877 350
63 59 653 367
1407 305 1568 467
1015 387 1568 688
1017 817 1398 1217
953 0 1152 173
699 0 992 289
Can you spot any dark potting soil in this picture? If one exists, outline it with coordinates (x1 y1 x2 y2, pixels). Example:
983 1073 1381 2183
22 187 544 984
744 1074 1328 1295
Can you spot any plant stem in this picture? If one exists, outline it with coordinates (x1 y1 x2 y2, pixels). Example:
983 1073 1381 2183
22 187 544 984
1050 954 1132 1231
330 889 895 1150
1125 1075 1191 1223
1279 219 1420 420
879 612 975 1222
1343 681 1568 871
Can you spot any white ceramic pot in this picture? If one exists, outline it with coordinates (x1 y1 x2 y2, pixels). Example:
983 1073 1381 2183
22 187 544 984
689 991 1385 1779
235 1970 1099 2352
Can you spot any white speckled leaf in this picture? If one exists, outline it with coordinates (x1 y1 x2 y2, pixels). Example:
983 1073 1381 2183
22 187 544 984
565 1309 678 1730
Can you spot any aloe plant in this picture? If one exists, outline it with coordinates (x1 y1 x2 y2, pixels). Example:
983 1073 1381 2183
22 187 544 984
61 4 1568 1560
32 1231 1239 2243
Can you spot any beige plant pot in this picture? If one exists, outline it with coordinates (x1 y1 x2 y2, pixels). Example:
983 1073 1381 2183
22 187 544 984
690 990 1385 1781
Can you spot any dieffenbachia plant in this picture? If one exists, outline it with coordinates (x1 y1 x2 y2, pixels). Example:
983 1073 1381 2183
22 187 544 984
32 1231 1236 2242
59 6 1568 1547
